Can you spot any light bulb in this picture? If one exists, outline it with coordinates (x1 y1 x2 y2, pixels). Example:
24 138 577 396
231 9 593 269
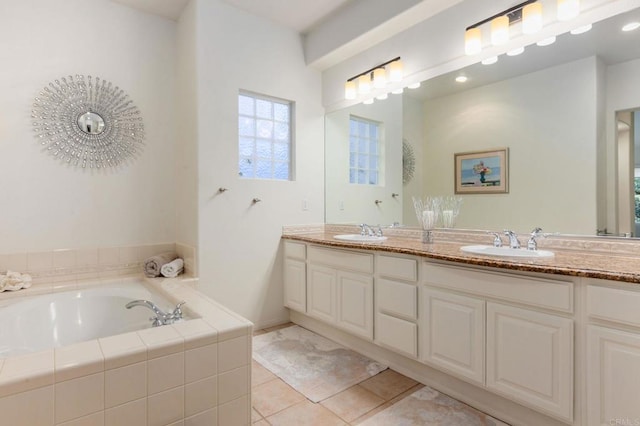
363 98 374 105
522 2 543 34
373 68 387 89
570 24 591 34
376 93 388 100
344 81 356 100
507 46 525 56
407 82 421 89
389 60 403 82
537 36 556 46
465 27 482 55
491 16 510 45
482 56 499 65
357 75 371 95
557 0 579 21
391 88 404 94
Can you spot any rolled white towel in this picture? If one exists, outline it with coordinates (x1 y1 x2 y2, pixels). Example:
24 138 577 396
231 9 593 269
0 271 32 292
144 252 178 278
161 258 184 278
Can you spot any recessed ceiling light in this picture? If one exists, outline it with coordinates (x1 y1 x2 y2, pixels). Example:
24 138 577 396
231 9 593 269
537 36 557 46
363 98 374 105
622 22 640 32
507 47 525 56
407 82 421 89
570 24 592 35
376 93 388 100
481 56 499 65
455 75 468 83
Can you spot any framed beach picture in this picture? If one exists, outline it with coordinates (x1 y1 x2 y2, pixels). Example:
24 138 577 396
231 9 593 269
454 148 509 194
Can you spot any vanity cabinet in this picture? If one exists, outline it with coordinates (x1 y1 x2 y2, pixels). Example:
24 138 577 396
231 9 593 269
306 246 374 340
586 281 640 426
422 262 574 422
375 254 419 357
422 287 485 385
283 241 306 313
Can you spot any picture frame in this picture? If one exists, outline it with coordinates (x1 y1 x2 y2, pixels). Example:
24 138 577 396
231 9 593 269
454 148 509 194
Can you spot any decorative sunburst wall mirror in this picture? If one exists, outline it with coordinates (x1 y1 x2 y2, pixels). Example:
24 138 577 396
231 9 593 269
31 75 145 169
402 139 416 184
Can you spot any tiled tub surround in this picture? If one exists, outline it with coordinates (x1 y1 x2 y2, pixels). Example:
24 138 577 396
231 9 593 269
282 224 640 283
0 242 198 284
0 275 252 426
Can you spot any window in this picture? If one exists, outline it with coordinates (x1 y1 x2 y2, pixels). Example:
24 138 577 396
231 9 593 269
238 91 293 180
349 116 381 185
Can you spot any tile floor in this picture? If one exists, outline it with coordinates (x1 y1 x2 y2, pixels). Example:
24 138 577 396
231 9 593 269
251 323 500 425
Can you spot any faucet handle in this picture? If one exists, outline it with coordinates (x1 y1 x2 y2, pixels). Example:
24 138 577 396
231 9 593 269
172 301 186 319
487 232 503 247
527 227 546 251
375 225 383 237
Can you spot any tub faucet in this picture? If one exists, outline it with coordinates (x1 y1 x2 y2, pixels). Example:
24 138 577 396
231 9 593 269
504 230 521 249
126 300 186 327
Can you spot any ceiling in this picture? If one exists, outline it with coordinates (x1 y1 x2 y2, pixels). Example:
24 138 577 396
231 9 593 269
111 0 353 33
407 6 640 101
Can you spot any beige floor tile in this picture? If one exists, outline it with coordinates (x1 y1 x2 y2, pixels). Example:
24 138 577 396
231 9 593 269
321 385 385 422
267 400 346 426
253 420 270 426
358 369 419 401
252 407 263 423
253 329 268 337
252 378 305 417
352 384 424 425
252 360 277 387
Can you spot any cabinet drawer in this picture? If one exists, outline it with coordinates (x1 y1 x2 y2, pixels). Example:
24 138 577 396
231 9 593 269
284 241 306 260
377 255 417 282
308 246 373 274
376 312 418 357
424 263 573 313
587 282 640 327
377 278 417 320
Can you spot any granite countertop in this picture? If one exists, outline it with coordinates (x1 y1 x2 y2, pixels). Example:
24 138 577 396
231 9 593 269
282 229 640 285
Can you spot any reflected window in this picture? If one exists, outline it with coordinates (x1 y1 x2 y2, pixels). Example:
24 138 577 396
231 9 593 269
238 91 293 180
349 116 381 185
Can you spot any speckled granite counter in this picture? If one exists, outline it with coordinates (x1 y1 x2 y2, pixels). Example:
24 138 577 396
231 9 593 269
282 225 640 284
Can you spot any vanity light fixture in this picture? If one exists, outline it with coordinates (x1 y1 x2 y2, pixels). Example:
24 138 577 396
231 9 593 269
344 57 403 100
376 93 389 100
391 88 404 94
557 0 580 21
407 82 421 89
570 23 592 34
363 98 375 105
622 22 640 31
522 2 543 34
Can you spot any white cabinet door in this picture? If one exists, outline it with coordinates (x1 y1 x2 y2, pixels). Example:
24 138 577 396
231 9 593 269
307 264 336 324
336 271 373 340
422 287 485 385
486 302 573 422
284 258 306 313
587 325 640 426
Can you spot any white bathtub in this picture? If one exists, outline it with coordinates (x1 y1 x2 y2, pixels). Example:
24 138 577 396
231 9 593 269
0 280 181 358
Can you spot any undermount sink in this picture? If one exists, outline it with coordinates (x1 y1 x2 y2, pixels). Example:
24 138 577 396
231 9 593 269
460 245 554 258
333 234 388 242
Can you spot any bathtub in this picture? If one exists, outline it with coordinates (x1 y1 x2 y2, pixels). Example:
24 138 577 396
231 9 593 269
0 281 182 358
0 275 253 425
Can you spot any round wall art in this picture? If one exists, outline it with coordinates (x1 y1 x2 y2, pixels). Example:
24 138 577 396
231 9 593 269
31 75 145 169
402 138 416 184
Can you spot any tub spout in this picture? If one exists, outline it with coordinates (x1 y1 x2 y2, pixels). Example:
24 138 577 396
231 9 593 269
126 299 185 327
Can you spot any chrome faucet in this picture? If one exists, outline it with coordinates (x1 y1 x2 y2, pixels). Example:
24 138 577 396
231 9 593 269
504 230 521 249
527 227 544 251
487 232 503 247
359 224 383 237
126 300 186 327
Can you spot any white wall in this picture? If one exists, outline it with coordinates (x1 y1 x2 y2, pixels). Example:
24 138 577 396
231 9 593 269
422 57 599 234
0 0 177 252
325 95 403 225
193 0 324 328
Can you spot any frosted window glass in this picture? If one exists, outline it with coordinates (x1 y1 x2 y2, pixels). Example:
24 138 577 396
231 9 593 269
238 91 292 180
239 117 255 137
348 116 382 186
239 95 254 116
256 99 272 119
274 103 289 122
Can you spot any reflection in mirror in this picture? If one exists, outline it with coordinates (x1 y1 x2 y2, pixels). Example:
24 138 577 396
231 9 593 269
77 112 105 135
616 110 640 237
325 7 640 236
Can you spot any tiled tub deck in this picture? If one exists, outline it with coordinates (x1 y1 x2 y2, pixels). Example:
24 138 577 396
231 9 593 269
0 275 252 426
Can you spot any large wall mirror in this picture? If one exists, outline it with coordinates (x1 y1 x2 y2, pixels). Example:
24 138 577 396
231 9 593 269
325 7 640 237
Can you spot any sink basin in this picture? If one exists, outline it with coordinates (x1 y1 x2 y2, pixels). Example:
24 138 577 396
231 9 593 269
333 234 388 242
460 245 554 258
